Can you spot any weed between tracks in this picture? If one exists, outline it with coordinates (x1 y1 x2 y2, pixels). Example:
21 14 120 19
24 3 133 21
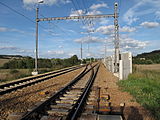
118 65 160 120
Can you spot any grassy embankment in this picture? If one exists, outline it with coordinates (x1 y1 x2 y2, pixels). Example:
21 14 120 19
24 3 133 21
0 66 63 84
0 59 9 67
118 64 160 120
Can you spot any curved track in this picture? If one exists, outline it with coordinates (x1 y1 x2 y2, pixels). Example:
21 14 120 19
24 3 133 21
12 64 99 120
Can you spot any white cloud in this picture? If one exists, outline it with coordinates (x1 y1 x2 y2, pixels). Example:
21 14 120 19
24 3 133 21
23 0 70 9
68 53 75 57
90 3 108 10
45 50 77 58
100 47 114 53
96 25 136 35
120 26 136 32
120 36 149 51
0 46 34 56
86 10 102 15
96 25 114 35
102 34 149 52
0 26 25 34
58 45 63 48
0 46 19 50
23 0 37 4
123 0 160 24
69 3 107 32
70 4 104 17
140 21 160 28
155 11 160 19
70 9 85 16
23 0 67 5
99 18 109 25
74 36 103 43
47 50 64 55
0 27 8 32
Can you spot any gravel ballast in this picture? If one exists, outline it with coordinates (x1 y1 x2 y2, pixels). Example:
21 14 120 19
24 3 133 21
0 63 154 120
0 67 84 120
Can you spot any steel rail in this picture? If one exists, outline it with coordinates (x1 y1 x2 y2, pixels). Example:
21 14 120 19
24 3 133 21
19 64 97 120
67 64 100 120
0 65 84 95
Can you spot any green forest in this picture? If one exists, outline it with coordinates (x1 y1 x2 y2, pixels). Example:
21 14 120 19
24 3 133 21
1 55 81 69
133 50 160 64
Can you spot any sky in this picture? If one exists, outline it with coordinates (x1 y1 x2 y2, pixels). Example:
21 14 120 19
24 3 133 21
0 0 160 59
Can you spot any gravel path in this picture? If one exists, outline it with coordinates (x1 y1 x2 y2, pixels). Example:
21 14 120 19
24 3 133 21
94 63 154 120
0 67 84 120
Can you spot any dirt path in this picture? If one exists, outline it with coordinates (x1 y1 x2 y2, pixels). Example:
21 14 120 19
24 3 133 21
94 63 154 120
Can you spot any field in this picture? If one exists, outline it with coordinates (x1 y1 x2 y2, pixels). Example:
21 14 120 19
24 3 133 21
135 64 160 70
0 56 81 84
0 59 10 67
0 67 62 84
118 64 160 120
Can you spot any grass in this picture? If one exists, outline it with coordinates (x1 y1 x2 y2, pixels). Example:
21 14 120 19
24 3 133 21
0 69 31 83
118 64 160 120
0 59 10 67
0 66 64 84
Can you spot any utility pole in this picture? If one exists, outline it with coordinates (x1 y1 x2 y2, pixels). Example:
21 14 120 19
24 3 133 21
114 2 120 73
35 7 39 74
32 1 43 75
80 41 83 65
88 43 91 63
104 42 107 62
32 7 39 75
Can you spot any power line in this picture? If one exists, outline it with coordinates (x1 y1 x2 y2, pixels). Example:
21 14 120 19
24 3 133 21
71 0 94 36
74 0 93 29
39 14 73 38
0 1 57 37
82 0 89 13
0 1 35 24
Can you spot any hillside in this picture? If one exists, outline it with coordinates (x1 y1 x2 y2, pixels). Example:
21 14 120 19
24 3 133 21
133 50 160 64
0 55 24 59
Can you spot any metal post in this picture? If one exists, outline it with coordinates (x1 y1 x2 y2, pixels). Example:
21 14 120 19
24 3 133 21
80 41 83 65
104 42 106 62
33 7 39 75
114 2 120 73
88 43 91 63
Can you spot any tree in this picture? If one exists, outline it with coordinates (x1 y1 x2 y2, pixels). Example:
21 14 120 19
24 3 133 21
70 55 79 65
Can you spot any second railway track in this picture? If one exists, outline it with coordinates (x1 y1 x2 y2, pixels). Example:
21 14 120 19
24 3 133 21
0 65 84 96
10 63 99 120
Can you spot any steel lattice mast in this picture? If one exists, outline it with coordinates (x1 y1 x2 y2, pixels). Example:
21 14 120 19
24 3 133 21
114 2 120 73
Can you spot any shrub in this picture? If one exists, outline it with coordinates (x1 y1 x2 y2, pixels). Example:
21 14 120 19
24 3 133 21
10 69 19 74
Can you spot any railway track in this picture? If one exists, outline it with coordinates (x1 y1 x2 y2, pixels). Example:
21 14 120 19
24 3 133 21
0 65 84 96
10 64 99 120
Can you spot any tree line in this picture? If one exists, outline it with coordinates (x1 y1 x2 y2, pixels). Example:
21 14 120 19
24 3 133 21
1 55 80 69
133 50 160 64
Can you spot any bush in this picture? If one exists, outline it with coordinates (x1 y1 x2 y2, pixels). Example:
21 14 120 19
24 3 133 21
39 69 50 74
10 69 19 74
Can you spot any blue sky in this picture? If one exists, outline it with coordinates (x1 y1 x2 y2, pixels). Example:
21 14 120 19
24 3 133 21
0 0 160 59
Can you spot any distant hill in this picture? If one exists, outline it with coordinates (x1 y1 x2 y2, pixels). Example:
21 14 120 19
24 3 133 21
0 55 23 59
0 55 32 59
133 50 160 64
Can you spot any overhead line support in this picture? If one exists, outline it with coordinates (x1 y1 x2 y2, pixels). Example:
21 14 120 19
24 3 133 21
38 14 115 21
34 3 120 73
